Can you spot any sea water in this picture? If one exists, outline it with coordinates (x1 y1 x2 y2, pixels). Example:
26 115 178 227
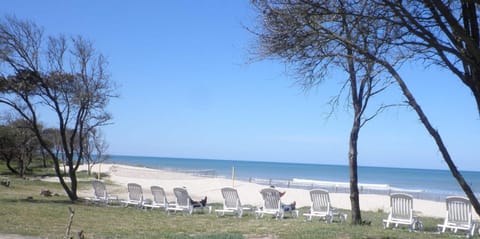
108 155 480 201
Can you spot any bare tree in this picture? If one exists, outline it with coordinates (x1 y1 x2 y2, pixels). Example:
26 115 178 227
371 1 480 215
252 0 480 218
251 0 400 224
0 16 116 201
314 0 480 218
82 128 109 176
339 27 480 219
378 1 480 116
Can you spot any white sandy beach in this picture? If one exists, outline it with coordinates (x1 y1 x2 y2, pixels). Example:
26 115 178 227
77 163 461 219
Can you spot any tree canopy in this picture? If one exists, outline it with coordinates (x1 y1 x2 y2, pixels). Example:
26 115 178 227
0 16 116 201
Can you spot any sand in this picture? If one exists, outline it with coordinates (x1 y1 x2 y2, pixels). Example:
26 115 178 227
77 163 458 219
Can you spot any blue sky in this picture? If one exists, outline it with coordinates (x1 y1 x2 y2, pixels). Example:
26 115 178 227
2 1 479 171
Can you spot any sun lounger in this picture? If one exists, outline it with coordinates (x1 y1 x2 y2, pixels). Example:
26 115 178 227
255 188 298 219
143 186 175 210
383 193 422 231
437 196 476 237
88 180 118 205
303 189 346 223
215 187 252 218
122 183 144 208
167 187 208 215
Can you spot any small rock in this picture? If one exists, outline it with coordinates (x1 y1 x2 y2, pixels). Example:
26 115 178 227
1 178 10 187
40 189 52 197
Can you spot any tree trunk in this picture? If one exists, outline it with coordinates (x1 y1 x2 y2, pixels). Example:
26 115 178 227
343 19 363 223
86 156 92 176
40 148 47 168
68 157 78 201
461 2 480 117
31 125 79 202
382 61 480 217
18 155 25 178
51 155 78 201
5 156 18 175
467 71 480 118
64 207 75 239
349 116 362 224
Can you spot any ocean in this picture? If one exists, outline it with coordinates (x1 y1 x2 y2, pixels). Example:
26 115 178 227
108 155 480 201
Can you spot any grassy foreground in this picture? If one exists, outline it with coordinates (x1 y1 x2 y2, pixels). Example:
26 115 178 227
0 169 471 239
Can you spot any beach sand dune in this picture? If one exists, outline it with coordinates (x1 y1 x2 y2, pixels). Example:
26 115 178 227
77 163 463 219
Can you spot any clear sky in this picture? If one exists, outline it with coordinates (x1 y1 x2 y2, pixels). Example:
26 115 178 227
1 1 479 171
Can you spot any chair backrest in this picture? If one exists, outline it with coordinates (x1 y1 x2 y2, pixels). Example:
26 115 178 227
310 189 330 213
92 180 107 199
221 187 241 209
446 196 472 225
174 187 190 207
390 193 413 220
260 188 281 210
127 183 143 201
151 186 167 204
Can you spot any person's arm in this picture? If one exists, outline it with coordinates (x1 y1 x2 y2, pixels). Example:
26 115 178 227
279 191 286 197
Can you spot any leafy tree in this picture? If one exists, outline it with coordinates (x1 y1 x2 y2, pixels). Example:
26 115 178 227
0 16 116 201
0 124 20 174
10 119 39 177
0 119 41 177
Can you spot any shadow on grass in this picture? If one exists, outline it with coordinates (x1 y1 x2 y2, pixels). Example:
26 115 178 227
0 170 57 178
0 197 73 205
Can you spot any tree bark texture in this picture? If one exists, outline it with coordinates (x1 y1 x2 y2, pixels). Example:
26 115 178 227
349 118 362 224
380 60 480 217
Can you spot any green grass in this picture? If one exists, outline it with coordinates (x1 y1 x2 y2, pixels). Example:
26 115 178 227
0 169 474 239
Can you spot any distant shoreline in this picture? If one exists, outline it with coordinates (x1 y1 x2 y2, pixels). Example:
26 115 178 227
109 154 480 173
106 155 480 202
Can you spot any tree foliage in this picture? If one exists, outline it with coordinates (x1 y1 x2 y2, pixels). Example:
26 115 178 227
378 1 480 115
0 119 42 177
0 16 116 201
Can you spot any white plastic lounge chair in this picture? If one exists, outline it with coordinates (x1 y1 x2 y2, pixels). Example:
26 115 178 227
167 187 206 215
89 180 118 205
143 186 174 210
437 196 476 237
122 183 144 208
383 193 422 231
255 188 283 219
215 187 252 218
303 189 347 223
255 188 297 219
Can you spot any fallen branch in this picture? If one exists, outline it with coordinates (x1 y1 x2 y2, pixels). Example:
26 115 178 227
64 207 75 239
